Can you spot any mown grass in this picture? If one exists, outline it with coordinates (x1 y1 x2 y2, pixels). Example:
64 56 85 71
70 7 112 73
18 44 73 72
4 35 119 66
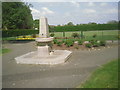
77 59 119 88
55 35 118 41
53 30 118 37
84 35 118 41
2 37 17 41
0 48 11 54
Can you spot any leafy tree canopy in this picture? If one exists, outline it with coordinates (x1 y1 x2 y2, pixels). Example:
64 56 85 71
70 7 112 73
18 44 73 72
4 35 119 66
66 22 74 26
2 2 33 30
107 20 118 24
33 19 39 30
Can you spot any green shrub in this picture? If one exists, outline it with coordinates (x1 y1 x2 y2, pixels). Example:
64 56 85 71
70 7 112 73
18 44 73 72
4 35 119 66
85 43 92 48
32 34 36 38
50 33 55 37
72 33 79 38
65 40 74 47
92 34 97 38
62 40 65 43
57 41 63 46
99 40 106 46
92 42 100 47
90 39 97 45
90 39 100 47
53 39 58 44
75 46 79 49
78 40 83 45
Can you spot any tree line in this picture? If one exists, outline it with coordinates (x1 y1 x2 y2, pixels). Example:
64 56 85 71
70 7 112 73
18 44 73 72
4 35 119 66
2 2 33 30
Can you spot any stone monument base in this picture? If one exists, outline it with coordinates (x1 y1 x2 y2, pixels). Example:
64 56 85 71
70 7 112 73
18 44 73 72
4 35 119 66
15 50 72 65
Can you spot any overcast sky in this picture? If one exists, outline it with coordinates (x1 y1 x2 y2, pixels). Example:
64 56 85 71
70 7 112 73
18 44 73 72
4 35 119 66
27 2 118 25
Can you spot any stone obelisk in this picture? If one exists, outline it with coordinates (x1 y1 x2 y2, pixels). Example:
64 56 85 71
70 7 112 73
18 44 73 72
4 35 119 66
36 16 53 57
39 16 49 38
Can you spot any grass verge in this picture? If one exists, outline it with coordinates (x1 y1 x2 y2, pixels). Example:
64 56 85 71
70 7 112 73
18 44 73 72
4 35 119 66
0 48 11 54
77 59 118 88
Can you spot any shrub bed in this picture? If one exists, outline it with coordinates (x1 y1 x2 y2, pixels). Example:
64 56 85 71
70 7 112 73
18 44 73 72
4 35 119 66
65 40 74 47
53 39 107 49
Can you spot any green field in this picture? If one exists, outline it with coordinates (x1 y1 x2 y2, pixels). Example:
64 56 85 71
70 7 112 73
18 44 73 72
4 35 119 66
77 59 118 88
52 30 118 37
51 30 118 40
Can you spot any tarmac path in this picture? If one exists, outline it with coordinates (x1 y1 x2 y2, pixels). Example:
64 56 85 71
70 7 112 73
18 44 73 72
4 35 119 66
2 41 118 88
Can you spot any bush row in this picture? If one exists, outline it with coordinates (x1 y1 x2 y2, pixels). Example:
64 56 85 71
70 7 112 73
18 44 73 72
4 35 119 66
2 29 39 37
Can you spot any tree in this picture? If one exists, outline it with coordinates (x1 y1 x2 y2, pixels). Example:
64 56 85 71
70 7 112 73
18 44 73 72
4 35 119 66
57 24 61 26
88 22 97 24
2 2 33 30
33 19 39 29
107 20 118 24
67 22 74 26
72 33 79 38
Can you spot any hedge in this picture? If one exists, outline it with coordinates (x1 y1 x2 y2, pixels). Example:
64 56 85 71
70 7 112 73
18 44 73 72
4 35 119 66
50 24 118 32
2 29 39 37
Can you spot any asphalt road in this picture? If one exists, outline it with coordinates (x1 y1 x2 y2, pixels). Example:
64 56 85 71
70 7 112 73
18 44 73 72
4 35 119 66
2 41 118 88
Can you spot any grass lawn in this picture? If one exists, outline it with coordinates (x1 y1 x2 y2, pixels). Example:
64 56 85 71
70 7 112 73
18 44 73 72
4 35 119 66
55 34 118 41
2 37 17 41
2 30 119 41
0 48 11 54
83 30 118 36
77 59 118 88
53 30 118 37
84 35 118 41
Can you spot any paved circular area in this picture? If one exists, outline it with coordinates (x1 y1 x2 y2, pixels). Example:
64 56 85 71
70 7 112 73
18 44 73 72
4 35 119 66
2 41 118 88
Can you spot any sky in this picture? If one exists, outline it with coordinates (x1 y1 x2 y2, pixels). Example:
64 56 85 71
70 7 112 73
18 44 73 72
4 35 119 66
27 1 118 25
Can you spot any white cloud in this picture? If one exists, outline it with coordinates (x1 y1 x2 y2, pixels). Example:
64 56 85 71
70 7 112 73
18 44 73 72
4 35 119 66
105 8 117 14
84 9 96 13
23 0 119 2
70 1 80 7
41 7 54 15
64 12 71 17
100 3 107 6
30 7 54 19
30 7 41 19
30 7 40 14
88 2 95 6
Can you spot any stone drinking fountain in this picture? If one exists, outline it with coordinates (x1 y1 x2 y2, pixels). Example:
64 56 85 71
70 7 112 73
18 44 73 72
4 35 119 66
15 16 72 65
